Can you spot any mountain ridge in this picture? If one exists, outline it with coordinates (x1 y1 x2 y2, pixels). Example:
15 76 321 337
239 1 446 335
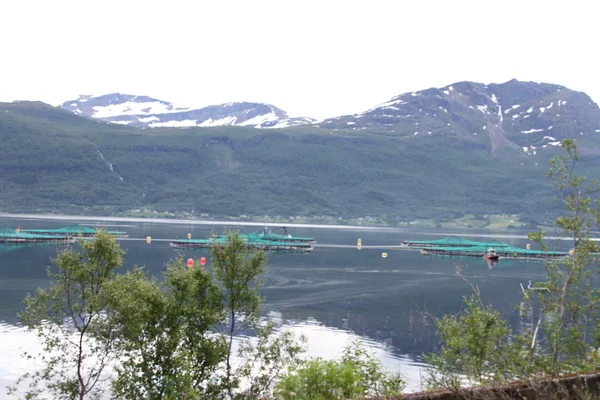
319 79 600 157
2 79 599 224
61 94 316 129
58 79 600 161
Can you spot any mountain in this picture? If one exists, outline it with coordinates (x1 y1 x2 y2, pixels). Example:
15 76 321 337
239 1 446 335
3 79 600 224
319 79 600 157
61 94 316 129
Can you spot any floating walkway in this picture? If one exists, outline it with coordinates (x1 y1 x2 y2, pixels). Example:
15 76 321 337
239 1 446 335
0 228 71 244
20 224 128 238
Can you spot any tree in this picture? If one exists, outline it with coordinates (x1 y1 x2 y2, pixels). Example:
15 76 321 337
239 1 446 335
525 138 600 374
425 139 600 392
276 341 405 400
211 231 267 398
105 258 226 400
8 231 124 400
424 296 526 390
235 322 307 399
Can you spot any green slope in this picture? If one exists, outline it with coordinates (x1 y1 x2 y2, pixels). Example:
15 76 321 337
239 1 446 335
0 101 587 224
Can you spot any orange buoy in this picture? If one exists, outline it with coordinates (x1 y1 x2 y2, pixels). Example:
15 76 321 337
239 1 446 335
200 257 206 266
187 258 194 268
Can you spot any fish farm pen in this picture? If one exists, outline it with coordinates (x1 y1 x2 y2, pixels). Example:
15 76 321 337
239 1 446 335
0 228 71 244
401 237 509 248
420 245 568 260
403 236 569 260
216 230 316 244
20 224 128 238
170 238 314 253
171 230 316 253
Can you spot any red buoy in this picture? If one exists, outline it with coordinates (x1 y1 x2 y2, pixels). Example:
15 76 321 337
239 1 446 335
200 257 206 266
187 258 194 268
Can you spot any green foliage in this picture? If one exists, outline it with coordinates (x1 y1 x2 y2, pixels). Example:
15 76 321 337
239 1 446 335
235 323 307 399
9 229 308 400
211 231 268 398
425 296 526 389
426 139 600 392
8 231 124 400
276 341 405 400
104 258 226 399
524 139 600 374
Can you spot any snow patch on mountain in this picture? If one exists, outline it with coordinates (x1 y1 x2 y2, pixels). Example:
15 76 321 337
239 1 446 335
61 94 315 129
93 100 187 118
521 128 545 134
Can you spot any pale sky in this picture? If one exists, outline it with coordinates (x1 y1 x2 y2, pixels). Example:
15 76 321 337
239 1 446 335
1 0 598 119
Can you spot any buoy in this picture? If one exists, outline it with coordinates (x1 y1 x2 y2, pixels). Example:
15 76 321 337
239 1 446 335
187 233 192 239
187 258 194 268
357 239 362 250
146 236 152 244
381 252 388 258
200 257 206 266
526 243 531 250
569 249 574 256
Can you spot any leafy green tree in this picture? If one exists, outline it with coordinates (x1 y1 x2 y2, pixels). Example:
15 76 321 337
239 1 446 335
426 139 600 392
276 341 405 400
425 296 526 390
8 231 124 400
104 257 226 400
235 323 307 399
211 231 267 398
525 138 600 374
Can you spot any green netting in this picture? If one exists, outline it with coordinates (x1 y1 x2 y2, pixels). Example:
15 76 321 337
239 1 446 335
0 227 66 240
216 232 315 243
252 232 315 242
172 237 313 249
498 245 566 256
404 237 509 247
22 224 126 236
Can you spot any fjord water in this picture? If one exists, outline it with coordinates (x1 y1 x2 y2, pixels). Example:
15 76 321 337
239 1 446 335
0 216 555 392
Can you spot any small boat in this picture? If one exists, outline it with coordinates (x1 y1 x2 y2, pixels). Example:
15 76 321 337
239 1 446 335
483 248 499 261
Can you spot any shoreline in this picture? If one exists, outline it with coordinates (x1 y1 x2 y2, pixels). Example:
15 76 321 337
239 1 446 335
0 212 573 241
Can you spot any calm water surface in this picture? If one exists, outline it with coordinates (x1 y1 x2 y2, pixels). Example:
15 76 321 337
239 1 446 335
0 216 566 394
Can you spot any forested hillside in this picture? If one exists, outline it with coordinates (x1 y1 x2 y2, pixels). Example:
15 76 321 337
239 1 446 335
3 80 600 225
